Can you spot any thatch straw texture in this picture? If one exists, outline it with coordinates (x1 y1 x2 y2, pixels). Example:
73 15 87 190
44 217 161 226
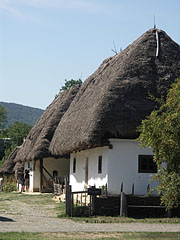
13 161 24 172
50 29 180 155
14 85 80 162
0 147 20 175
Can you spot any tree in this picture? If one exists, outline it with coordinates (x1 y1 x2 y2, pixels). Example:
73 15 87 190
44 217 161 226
7 121 32 146
0 106 7 129
60 79 82 91
0 121 32 166
138 78 180 209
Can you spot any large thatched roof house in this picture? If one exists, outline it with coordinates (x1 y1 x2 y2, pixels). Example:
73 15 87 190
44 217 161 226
50 29 180 155
14 85 80 192
13 28 180 195
49 28 180 195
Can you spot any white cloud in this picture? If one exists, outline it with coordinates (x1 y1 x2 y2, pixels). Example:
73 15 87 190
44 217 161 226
0 0 21 16
0 0 112 15
17 0 103 10
0 0 115 24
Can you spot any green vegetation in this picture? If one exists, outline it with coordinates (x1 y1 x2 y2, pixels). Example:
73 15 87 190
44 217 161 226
0 192 64 213
0 192 55 205
0 105 7 129
0 102 40 166
138 78 180 209
58 215 180 224
1 180 17 192
0 121 32 167
0 232 179 240
6 121 32 146
60 78 82 92
0 101 44 127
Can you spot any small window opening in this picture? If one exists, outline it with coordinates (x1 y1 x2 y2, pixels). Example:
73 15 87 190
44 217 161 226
138 155 157 173
73 158 76 173
53 170 58 177
98 156 102 174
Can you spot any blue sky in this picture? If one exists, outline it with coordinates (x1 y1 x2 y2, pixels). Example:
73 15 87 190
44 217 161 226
0 0 180 109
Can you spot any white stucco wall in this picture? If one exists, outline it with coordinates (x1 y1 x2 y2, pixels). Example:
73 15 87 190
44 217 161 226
43 157 69 179
25 157 69 192
24 161 34 191
108 139 157 195
70 147 108 192
70 139 157 195
33 160 41 191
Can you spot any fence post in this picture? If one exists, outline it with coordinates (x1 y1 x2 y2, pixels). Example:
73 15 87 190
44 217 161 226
120 182 123 193
120 192 127 217
132 183 134 195
71 190 73 217
147 184 150 196
166 208 172 218
91 195 96 216
65 178 72 216
105 183 108 196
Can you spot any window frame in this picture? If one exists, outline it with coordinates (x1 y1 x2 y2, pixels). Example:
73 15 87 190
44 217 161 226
73 157 76 173
138 155 157 173
98 155 102 174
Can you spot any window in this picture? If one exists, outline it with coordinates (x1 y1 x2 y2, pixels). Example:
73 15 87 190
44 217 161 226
98 156 102 174
73 158 76 173
53 170 58 177
138 155 157 173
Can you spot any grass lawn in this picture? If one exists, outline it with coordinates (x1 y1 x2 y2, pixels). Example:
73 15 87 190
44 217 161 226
0 192 54 205
62 215 180 224
0 232 180 240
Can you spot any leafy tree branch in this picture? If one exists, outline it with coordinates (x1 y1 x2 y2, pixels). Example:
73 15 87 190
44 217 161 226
138 78 180 209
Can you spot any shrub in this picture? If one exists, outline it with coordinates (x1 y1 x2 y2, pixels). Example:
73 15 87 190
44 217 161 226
2 182 17 192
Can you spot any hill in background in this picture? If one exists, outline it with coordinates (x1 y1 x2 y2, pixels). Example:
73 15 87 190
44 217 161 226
0 102 44 127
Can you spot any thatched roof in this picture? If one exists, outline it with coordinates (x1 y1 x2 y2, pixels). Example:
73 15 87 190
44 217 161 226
13 161 24 173
50 29 180 155
0 147 20 175
14 85 80 162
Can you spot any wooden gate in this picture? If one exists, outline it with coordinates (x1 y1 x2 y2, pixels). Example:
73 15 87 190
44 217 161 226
65 184 101 217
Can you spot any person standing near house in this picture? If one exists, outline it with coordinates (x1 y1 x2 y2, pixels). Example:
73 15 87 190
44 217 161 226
24 169 29 192
0 177 3 192
20 171 25 192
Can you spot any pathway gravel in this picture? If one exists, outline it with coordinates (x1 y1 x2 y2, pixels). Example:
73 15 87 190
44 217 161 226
0 193 179 233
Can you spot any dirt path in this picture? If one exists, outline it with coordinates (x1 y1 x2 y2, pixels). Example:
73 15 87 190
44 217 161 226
0 193 180 233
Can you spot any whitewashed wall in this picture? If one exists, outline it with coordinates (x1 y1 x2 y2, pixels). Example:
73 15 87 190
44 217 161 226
70 147 108 192
33 160 40 191
43 157 69 179
25 157 69 192
108 139 157 195
24 161 34 191
70 139 157 195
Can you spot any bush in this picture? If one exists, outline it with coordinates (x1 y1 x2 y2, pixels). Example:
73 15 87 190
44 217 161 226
2 182 17 192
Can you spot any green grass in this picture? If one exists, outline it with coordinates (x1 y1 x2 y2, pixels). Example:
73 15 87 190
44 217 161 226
61 215 180 224
0 192 55 205
0 191 65 216
0 232 180 240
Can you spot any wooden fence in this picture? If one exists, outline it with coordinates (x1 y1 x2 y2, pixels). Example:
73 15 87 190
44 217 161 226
65 183 101 217
53 176 65 195
64 181 179 217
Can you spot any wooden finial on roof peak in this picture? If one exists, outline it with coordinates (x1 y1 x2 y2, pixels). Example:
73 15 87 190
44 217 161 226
154 15 156 29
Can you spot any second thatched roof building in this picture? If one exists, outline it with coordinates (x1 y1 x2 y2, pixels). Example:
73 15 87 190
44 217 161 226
49 28 180 195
